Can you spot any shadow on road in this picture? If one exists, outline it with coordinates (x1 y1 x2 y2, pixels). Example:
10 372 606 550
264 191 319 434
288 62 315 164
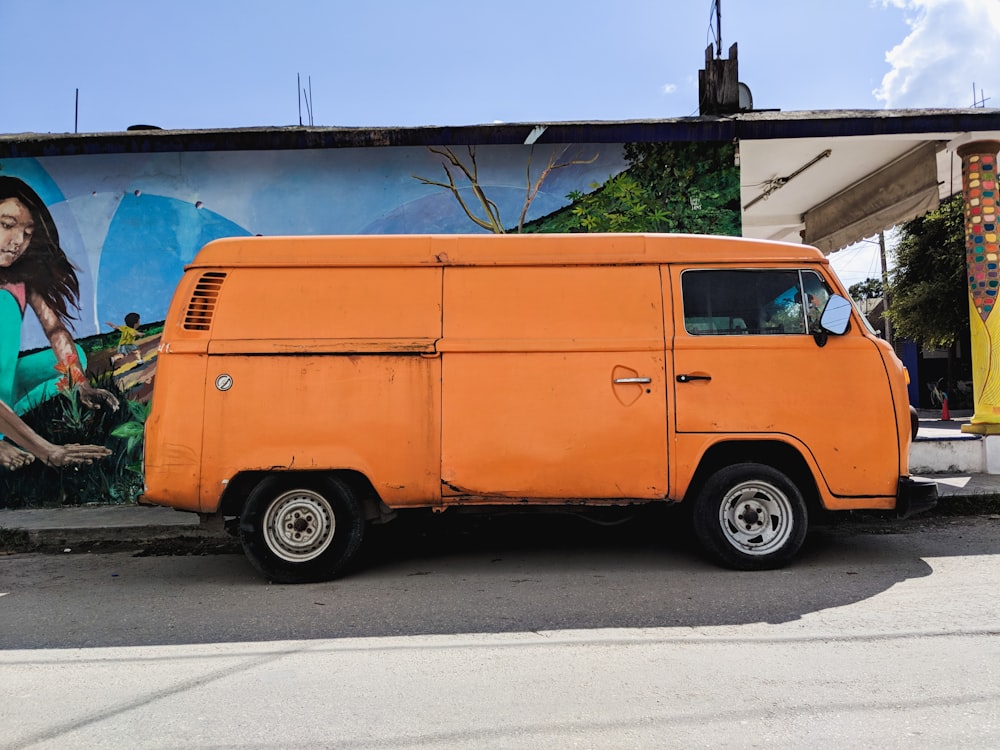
2 506 997 649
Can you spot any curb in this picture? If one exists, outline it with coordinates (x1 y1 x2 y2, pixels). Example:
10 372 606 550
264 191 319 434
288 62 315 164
0 506 229 550
20 524 230 549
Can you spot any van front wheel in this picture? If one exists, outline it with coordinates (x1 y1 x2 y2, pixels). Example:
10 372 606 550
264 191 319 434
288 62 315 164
692 464 807 570
240 475 365 583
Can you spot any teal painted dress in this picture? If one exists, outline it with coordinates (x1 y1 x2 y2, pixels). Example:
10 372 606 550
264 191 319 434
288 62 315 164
0 283 87 438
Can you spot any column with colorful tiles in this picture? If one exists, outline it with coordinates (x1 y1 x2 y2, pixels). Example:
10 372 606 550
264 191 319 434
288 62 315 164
958 141 1000 434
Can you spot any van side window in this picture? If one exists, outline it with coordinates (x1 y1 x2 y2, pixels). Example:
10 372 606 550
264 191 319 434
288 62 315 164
681 269 830 336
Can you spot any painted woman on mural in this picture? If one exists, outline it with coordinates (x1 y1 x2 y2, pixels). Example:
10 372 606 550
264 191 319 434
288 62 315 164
0 176 117 469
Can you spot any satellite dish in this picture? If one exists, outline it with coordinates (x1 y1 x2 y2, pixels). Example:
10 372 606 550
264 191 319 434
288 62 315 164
738 83 753 111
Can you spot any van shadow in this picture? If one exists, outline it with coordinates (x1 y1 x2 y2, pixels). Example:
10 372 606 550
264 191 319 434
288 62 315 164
311 505 971 635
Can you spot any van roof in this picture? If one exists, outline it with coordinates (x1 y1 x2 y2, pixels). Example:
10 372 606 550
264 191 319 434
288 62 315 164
189 233 828 269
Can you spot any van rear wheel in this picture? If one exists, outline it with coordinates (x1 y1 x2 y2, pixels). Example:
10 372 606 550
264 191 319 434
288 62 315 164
692 463 807 570
240 475 365 583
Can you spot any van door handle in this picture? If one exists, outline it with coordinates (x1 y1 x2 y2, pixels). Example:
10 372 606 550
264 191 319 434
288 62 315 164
613 377 652 384
676 374 712 383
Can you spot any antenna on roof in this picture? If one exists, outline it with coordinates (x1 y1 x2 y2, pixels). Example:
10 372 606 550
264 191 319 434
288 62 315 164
306 76 314 126
972 82 990 108
699 0 755 114
298 74 314 126
713 0 722 58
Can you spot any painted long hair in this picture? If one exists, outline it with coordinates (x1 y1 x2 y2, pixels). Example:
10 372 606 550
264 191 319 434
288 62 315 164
0 176 79 326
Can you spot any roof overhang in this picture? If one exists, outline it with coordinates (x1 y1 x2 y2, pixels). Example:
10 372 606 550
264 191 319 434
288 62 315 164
735 109 1000 252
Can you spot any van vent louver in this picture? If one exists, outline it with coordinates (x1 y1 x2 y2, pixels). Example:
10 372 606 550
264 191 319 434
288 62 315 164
182 272 227 330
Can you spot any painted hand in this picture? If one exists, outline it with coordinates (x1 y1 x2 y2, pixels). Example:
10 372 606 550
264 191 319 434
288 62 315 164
44 443 113 468
78 383 120 412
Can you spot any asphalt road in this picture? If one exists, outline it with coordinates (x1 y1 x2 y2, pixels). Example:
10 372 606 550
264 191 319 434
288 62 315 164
1 511 999 749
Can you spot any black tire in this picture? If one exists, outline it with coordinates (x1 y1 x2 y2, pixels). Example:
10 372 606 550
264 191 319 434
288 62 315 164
692 463 808 570
239 474 365 583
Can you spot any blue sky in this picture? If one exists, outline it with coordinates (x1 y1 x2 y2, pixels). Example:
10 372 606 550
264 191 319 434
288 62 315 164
4 0 997 284
6 0 992 133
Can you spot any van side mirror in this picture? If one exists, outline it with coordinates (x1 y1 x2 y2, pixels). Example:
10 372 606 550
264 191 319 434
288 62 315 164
820 295 852 335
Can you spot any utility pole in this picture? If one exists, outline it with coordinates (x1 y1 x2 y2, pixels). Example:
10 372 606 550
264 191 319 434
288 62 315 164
878 230 892 347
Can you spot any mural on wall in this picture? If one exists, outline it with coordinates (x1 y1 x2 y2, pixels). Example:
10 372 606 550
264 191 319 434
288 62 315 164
0 177 115 474
0 139 739 506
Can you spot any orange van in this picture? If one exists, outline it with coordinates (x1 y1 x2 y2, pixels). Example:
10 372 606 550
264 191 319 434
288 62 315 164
142 233 936 582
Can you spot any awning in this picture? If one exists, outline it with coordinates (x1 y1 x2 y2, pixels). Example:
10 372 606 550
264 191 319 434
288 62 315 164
802 141 941 253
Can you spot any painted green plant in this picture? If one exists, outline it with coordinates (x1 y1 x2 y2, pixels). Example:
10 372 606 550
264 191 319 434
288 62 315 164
111 398 151 475
52 361 96 440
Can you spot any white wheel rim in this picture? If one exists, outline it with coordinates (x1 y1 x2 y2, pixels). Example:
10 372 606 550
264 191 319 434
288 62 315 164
717 480 794 556
262 489 336 563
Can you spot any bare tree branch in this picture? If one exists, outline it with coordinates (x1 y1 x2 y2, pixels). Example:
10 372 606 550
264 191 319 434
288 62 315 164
414 146 504 232
415 144 598 234
517 146 599 232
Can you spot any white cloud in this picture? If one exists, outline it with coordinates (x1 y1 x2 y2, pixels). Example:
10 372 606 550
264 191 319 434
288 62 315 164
662 83 678 95
875 0 1000 108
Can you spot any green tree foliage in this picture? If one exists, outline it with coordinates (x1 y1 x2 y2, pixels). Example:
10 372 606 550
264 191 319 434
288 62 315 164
533 141 741 235
886 195 967 349
848 277 885 302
